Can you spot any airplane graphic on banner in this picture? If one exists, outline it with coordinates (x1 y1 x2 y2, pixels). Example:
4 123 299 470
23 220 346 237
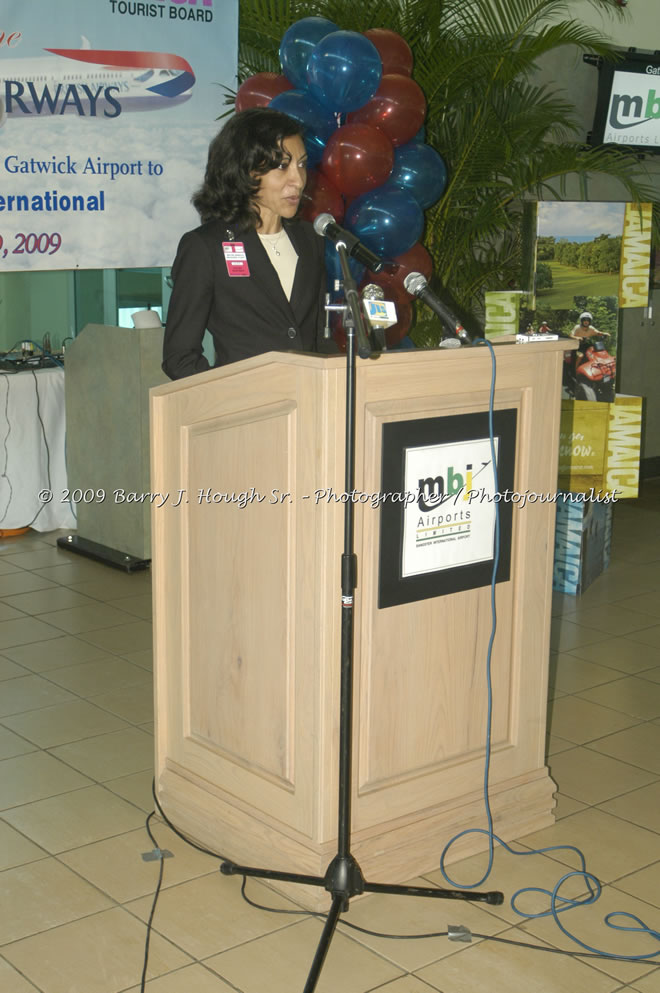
0 37 195 124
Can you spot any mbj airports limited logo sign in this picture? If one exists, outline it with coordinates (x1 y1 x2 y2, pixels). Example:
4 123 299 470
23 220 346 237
402 438 498 578
0 37 195 125
606 67 660 145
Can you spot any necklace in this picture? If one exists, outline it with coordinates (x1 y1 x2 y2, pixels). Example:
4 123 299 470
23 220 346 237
261 228 285 257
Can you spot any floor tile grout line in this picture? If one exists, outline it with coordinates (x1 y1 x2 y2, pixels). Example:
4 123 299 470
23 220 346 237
0 950 49 993
568 697 660 725
556 617 660 638
118 882 310 967
0 778 159 846
549 671 660 693
0 663 154 728
546 788 660 827
561 660 660 679
0 582 152 613
0 642 153 677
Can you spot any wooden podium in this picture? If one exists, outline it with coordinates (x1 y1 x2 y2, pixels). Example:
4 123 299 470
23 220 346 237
150 341 566 908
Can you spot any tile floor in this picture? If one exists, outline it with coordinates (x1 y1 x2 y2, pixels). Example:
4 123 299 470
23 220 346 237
0 482 659 992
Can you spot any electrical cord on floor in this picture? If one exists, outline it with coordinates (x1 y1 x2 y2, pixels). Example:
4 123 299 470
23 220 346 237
437 337 660 963
142 707 660 968
150 779 233 860
139 339 659 977
239 873 660 961
139 779 239 988
139 811 166 993
141 722 660 964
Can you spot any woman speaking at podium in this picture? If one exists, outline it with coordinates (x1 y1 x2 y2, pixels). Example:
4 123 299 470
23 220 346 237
162 107 327 380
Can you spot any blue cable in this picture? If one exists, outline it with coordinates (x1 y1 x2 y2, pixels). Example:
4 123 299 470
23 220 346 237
436 336 660 962
438 336 499 889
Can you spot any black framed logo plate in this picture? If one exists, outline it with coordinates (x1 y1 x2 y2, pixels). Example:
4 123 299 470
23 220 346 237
378 409 517 608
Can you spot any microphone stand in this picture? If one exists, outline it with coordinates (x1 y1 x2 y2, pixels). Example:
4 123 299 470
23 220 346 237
220 242 503 992
335 241 373 360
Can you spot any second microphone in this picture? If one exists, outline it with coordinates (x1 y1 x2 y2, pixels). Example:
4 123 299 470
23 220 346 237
313 213 385 274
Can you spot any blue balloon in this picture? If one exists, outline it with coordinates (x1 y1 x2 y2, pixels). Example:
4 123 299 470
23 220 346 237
269 90 338 167
306 31 382 113
345 187 424 258
389 142 448 208
394 336 417 349
280 16 339 90
324 239 365 290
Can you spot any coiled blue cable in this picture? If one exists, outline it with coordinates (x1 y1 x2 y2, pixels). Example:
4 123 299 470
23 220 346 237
437 336 660 962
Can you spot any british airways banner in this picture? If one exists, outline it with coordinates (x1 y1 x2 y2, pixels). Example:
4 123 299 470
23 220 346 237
0 0 238 270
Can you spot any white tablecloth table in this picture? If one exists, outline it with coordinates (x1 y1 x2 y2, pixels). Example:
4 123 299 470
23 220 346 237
0 366 76 532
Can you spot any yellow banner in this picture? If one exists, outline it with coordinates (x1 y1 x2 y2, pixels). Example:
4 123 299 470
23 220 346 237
558 395 642 498
606 396 643 498
558 401 609 487
619 202 653 308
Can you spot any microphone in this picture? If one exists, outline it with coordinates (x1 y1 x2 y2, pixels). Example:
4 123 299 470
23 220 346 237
361 283 385 300
313 213 384 273
361 283 398 332
403 272 470 343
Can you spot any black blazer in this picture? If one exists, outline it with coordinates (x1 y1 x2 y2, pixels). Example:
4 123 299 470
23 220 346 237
162 217 327 380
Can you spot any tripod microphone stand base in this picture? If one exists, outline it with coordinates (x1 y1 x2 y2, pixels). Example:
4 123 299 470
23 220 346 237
220 856 503 993
220 855 503 906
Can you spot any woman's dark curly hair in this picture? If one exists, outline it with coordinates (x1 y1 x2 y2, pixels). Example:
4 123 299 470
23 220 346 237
192 108 305 229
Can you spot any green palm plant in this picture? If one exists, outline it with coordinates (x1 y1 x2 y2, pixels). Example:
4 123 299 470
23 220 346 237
236 0 657 332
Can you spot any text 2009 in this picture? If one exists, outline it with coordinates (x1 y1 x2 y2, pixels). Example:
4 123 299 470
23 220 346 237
0 232 62 258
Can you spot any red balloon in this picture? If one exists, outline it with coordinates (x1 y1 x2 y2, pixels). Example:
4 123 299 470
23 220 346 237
365 242 433 293
347 74 426 147
300 169 345 224
235 73 293 111
320 124 394 198
364 28 413 76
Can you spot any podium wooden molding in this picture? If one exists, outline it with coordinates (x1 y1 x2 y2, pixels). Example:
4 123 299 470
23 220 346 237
150 342 566 908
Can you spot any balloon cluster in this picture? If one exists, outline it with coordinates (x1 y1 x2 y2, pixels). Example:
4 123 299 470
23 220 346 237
236 18 448 346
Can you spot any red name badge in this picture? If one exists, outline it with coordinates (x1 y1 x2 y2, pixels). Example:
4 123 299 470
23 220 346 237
222 241 250 277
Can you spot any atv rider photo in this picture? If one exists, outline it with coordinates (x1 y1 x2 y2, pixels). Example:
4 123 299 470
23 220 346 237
563 311 615 402
569 312 610 351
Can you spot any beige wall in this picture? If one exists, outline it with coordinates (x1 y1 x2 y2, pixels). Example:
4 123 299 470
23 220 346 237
567 1 658 46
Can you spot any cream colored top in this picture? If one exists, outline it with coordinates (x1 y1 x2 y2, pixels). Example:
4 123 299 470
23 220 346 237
258 229 298 301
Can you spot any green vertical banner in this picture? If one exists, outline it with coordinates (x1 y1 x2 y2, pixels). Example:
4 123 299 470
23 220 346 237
484 290 521 339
